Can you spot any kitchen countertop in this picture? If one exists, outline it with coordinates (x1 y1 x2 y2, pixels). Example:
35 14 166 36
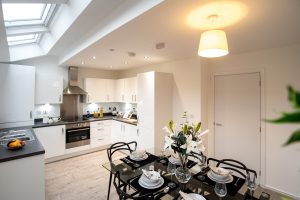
33 116 138 128
0 126 45 163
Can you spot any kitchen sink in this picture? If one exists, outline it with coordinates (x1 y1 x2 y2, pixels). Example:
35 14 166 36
0 129 35 145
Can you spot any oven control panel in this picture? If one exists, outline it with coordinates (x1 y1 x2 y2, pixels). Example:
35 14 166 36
66 122 90 129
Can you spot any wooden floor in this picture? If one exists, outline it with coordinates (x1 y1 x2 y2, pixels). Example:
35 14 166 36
45 150 292 200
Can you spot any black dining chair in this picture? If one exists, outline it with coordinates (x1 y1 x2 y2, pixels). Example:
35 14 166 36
106 141 137 200
113 171 155 200
207 158 257 197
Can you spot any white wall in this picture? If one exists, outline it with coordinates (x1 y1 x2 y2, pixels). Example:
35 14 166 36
118 57 202 122
202 44 300 198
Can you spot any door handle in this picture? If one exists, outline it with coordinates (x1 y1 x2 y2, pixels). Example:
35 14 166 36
59 95 62 102
30 111 32 119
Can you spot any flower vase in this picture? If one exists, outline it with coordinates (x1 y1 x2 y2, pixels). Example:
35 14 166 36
175 166 191 183
175 153 191 183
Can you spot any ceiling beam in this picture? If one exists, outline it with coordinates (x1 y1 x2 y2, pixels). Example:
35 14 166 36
6 26 49 36
1 0 68 3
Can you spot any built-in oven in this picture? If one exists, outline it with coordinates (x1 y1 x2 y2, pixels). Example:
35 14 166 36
65 122 90 149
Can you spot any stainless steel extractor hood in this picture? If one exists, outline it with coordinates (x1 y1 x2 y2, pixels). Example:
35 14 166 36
63 66 87 95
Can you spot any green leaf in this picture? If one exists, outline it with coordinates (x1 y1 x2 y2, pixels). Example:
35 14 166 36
284 129 300 146
194 122 201 133
265 112 300 123
288 86 300 109
169 120 174 133
182 124 188 134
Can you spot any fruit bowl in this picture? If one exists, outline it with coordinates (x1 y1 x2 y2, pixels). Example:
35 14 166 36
6 139 26 150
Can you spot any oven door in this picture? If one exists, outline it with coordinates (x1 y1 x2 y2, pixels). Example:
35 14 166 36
66 127 90 149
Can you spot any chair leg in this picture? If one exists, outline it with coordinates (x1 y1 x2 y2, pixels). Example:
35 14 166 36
107 172 113 200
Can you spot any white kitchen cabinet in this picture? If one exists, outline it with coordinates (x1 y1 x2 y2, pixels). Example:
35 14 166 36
106 79 115 102
115 77 137 103
125 77 137 103
111 120 137 144
90 120 111 148
123 123 138 143
84 78 106 103
137 71 172 154
0 64 35 128
115 79 125 102
84 78 115 103
111 120 123 143
35 73 63 104
34 125 66 159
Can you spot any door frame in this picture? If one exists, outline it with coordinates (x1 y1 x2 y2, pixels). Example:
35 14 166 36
208 68 266 185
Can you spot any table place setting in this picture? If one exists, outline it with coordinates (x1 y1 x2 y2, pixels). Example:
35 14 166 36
128 168 178 197
120 150 159 169
179 191 206 200
207 166 234 184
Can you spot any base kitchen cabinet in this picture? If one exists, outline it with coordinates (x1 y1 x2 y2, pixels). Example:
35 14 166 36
90 120 111 148
111 120 123 143
111 120 137 144
34 125 66 159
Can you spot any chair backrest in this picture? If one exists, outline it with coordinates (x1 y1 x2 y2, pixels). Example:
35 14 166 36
188 151 206 164
207 158 257 179
113 171 154 200
107 141 137 162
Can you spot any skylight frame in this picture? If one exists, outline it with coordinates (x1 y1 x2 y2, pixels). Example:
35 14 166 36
7 34 40 46
3 4 56 27
3 3 58 46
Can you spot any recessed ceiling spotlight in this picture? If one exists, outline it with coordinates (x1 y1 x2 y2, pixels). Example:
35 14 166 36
128 52 136 57
81 61 84 65
144 56 149 59
124 61 128 65
109 49 115 51
156 42 165 49
92 56 96 59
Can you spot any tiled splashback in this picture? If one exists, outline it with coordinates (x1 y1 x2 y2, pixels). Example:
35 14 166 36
34 102 137 119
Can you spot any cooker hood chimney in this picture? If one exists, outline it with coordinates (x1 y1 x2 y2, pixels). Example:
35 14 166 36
63 66 87 95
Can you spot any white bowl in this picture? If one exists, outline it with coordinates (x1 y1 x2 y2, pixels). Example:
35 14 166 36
209 166 230 179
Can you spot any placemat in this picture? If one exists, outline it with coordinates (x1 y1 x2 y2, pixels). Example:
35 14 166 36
121 153 159 169
129 174 178 196
193 169 246 196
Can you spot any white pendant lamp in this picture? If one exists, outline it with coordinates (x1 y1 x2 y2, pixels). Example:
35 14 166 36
198 29 229 58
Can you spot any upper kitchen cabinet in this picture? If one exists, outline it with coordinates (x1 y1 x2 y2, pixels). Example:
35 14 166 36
0 64 35 128
35 73 63 104
115 77 137 103
125 77 137 103
84 78 106 103
84 78 115 103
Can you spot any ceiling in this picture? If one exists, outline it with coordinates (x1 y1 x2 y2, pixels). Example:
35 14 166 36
63 0 300 70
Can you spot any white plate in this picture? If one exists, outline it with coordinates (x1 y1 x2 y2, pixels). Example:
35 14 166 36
130 153 148 161
207 171 233 183
190 193 206 200
138 177 164 189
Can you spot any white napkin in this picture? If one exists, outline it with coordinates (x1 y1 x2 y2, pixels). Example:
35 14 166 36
132 150 146 158
179 191 194 200
142 169 161 182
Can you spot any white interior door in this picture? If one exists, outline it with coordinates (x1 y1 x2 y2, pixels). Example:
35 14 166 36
214 72 261 178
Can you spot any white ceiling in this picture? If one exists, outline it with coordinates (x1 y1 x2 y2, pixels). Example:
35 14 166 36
63 0 300 70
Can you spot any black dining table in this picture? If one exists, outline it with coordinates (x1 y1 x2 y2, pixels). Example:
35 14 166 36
102 152 254 200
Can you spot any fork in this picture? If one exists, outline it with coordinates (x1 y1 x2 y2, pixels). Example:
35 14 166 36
234 177 240 186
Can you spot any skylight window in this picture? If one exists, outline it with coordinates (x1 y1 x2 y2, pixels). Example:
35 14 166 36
2 3 57 46
7 34 39 46
3 4 53 27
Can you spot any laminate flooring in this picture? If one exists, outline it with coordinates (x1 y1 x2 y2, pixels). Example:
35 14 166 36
45 150 293 200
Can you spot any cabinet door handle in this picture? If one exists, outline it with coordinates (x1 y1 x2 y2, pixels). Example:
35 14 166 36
98 138 104 141
137 128 139 136
59 95 62 102
30 111 32 119
135 95 136 102
62 128 64 135
98 128 104 131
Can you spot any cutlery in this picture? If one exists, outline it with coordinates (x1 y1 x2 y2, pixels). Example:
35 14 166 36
154 186 170 196
234 177 240 186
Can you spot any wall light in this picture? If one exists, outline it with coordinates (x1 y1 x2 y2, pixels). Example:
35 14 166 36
198 29 228 58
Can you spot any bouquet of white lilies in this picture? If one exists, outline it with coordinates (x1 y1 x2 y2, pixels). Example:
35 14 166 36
163 112 208 167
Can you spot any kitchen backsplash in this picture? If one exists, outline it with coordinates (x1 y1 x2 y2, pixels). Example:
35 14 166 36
34 102 137 119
